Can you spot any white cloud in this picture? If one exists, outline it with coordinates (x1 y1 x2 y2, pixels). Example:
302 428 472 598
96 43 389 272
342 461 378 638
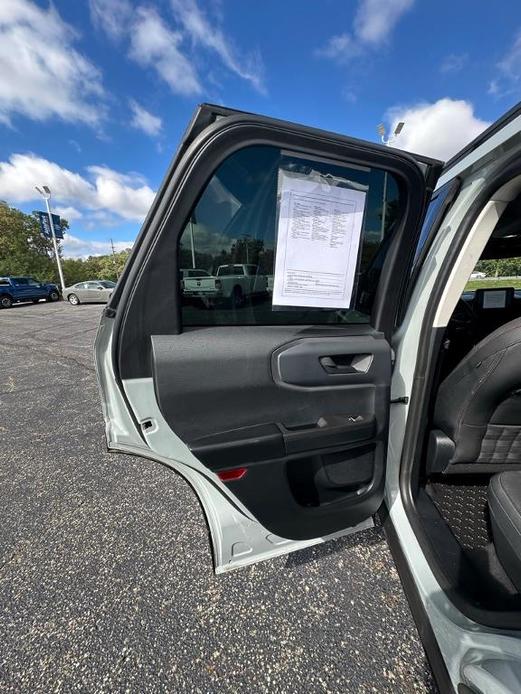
354 0 414 45
89 0 201 96
342 88 358 104
129 6 202 96
170 0 265 93
55 206 83 222
317 0 413 62
0 153 155 222
385 98 491 161
489 30 521 98
317 34 361 62
62 234 134 258
440 53 468 74
90 0 264 95
89 0 132 39
0 0 104 127
87 165 155 220
129 100 162 136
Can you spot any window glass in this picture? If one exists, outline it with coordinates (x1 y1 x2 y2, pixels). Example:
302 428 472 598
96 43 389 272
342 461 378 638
215 265 245 276
99 281 116 288
179 145 401 326
27 278 40 286
13 278 28 286
412 180 457 266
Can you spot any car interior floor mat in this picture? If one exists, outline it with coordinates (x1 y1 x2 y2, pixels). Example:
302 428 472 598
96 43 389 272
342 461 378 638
426 480 491 550
417 479 521 611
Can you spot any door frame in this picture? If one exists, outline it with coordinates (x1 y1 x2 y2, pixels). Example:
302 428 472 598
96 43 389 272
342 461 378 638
381 146 521 692
398 150 521 629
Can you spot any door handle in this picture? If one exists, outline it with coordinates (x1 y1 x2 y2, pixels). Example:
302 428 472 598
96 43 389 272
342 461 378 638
319 354 372 374
319 357 355 373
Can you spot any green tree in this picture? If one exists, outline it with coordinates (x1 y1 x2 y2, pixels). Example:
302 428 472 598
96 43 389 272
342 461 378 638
60 250 132 285
95 249 132 281
476 258 521 278
0 202 132 286
0 202 67 281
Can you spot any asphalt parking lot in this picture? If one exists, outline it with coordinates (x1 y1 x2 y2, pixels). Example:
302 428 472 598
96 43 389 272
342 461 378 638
0 301 435 693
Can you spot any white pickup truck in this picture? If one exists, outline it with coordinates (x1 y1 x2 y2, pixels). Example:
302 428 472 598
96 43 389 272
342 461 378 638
183 264 268 307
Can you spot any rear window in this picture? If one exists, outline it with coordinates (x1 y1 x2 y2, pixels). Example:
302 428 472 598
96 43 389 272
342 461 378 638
217 265 245 276
179 145 402 326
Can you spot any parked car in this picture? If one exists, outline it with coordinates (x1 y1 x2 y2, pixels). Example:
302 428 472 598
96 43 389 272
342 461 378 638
0 276 60 308
95 103 521 693
179 268 212 289
183 264 268 307
470 271 487 279
63 280 116 305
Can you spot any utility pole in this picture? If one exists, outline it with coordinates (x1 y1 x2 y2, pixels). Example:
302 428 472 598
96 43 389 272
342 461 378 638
110 238 119 279
35 185 65 291
376 121 405 240
243 234 251 264
189 220 196 269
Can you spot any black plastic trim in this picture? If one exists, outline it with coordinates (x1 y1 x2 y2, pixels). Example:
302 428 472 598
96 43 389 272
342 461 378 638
191 417 376 470
272 334 389 389
398 177 461 325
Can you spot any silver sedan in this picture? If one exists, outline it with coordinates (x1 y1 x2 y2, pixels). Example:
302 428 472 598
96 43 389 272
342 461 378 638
64 280 116 305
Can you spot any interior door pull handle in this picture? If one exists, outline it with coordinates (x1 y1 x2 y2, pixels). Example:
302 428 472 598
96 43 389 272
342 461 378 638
320 357 355 373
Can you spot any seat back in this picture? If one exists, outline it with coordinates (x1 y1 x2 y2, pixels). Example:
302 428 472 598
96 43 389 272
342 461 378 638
432 317 521 474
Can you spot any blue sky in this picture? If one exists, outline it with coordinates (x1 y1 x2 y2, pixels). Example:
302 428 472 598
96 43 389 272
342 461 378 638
1 0 521 256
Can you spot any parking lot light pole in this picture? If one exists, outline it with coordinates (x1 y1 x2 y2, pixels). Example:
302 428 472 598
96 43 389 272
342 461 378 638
376 121 405 240
35 185 65 292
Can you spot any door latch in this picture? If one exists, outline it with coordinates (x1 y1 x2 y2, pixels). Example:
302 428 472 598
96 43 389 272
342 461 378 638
390 396 409 404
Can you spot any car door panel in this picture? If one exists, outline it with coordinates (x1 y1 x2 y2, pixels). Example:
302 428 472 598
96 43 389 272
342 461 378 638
80 284 92 302
96 104 442 571
112 371 374 571
150 327 390 540
87 284 100 302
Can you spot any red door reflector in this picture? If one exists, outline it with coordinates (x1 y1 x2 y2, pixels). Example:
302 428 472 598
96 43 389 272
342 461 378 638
217 467 247 482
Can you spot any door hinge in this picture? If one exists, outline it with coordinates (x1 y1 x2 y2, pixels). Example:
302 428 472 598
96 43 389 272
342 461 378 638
390 396 409 404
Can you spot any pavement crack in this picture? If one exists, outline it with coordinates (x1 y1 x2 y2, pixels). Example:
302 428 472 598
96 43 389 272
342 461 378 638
0 339 95 373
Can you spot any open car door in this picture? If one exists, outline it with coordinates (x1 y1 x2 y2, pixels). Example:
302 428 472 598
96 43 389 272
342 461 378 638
95 105 441 573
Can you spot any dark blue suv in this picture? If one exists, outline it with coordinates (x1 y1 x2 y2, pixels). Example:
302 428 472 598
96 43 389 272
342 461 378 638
0 276 61 308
